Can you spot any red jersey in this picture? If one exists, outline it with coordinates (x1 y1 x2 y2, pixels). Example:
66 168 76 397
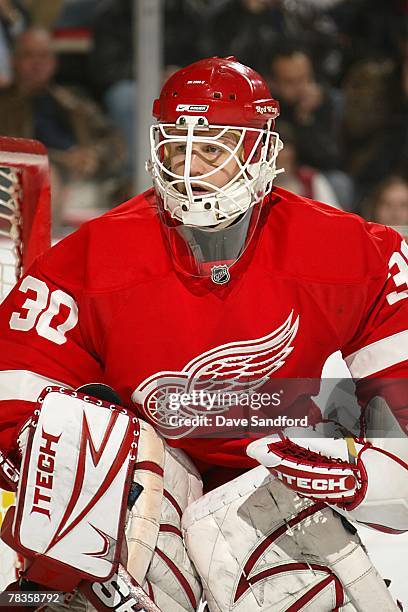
0 187 407 483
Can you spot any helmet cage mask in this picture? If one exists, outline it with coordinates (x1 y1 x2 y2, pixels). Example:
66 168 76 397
149 114 282 228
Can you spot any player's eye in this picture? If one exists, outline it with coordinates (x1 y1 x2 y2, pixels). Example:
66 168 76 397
205 144 222 155
174 144 187 154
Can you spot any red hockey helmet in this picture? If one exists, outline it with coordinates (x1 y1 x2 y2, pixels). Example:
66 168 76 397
153 56 279 129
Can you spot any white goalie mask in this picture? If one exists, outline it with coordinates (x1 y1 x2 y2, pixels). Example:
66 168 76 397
149 114 282 228
148 56 282 282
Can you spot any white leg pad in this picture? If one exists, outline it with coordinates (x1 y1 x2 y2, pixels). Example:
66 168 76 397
182 466 398 611
125 420 166 583
144 444 203 611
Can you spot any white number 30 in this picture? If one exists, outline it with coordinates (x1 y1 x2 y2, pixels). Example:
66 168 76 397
387 241 408 305
9 275 78 345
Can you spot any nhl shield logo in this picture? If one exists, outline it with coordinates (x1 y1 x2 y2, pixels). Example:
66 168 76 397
211 264 230 285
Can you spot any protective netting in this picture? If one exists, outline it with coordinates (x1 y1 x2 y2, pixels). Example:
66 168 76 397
0 166 23 303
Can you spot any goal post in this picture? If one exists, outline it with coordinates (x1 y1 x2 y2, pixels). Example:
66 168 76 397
0 136 51 590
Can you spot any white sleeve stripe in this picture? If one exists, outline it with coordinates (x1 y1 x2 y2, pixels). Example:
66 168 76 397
345 330 408 378
0 370 70 402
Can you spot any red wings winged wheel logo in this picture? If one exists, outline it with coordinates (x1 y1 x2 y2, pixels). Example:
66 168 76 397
132 311 299 438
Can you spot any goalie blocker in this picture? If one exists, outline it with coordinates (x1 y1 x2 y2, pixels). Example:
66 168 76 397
1 385 203 612
3 386 137 591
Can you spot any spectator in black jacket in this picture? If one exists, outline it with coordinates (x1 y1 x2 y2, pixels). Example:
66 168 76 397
269 42 342 170
268 41 354 208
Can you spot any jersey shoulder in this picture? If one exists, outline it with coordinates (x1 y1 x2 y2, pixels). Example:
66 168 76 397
269 187 402 283
38 189 170 294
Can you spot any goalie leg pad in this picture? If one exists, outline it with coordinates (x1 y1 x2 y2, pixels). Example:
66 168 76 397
125 433 203 611
125 419 166 583
143 444 203 611
182 466 398 612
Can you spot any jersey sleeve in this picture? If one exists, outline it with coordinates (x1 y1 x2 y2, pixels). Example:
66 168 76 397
0 227 103 487
341 225 408 435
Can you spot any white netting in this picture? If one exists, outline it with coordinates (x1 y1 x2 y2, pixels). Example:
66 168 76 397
0 165 23 302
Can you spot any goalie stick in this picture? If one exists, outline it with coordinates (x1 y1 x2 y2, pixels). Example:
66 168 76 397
0 383 162 612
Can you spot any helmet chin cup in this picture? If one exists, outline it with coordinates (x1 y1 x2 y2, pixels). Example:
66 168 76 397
162 177 254 227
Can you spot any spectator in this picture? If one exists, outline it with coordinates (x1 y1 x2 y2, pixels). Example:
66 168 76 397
207 0 347 80
0 27 125 232
364 176 408 239
207 0 287 74
342 57 407 208
268 41 353 207
274 121 341 208
0 0 27 87
268 41 341 169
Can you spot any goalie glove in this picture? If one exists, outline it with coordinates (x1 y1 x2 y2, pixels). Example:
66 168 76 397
247 427 366 506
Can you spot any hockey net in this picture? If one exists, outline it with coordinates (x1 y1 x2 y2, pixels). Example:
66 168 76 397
0 136 51 590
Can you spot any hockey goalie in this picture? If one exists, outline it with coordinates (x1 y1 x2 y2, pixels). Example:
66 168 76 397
0 57 407 611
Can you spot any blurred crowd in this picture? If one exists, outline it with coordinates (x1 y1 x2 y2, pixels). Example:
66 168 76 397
0 0 406 238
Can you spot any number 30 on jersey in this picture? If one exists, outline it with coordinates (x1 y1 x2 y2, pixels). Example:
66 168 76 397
9 275 78 345
387 241 408 305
